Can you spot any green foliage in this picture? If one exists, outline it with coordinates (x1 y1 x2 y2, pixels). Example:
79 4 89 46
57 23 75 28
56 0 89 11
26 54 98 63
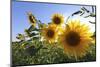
71 6 96 24
12 40 96 66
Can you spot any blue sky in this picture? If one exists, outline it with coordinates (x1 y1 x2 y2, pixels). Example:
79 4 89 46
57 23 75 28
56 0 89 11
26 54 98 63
12 1 95 41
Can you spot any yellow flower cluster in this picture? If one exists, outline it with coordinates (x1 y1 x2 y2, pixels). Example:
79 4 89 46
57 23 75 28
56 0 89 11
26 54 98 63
41 13 64 43
28 13 93 58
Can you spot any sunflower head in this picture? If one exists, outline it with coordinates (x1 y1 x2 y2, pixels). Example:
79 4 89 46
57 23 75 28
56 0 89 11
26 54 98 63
41 24 58 43
60 20 93 58
51 13 64 26
27 12 37 26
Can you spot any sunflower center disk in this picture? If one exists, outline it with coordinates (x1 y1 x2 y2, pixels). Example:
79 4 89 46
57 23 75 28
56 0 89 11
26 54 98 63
66 31 80 46
47 30 54 38
53 17 61 24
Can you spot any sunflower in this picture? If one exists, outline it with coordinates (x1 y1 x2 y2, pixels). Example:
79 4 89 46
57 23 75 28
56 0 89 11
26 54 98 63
27 12 37 26
60 20 93 59
41 24 58 43
51 13 64 26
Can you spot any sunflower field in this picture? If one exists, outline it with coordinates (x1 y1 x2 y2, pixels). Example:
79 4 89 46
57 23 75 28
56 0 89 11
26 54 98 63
12 6 96 66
